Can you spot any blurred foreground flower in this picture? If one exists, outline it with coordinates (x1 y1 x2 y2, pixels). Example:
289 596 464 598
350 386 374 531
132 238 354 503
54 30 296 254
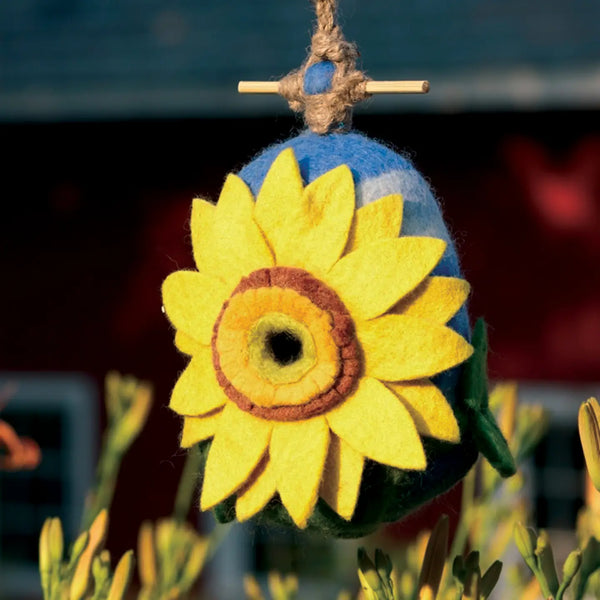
357 547 395 600
514 522 583 600
0 419 41 470
37 371 227 600
579 398 600 492
0 384 41 471
39 509 135 600
137 518 209 600
244 572 298 600
82 372 153 530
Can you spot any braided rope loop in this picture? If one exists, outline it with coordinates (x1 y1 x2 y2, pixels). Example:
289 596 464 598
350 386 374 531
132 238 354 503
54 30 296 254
279 0 371 134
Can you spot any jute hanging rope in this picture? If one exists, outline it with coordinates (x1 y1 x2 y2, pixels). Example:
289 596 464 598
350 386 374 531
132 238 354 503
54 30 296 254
278 0 370 134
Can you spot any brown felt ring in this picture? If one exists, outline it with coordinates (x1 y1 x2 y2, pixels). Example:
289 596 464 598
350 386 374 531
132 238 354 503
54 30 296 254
212 267 361 421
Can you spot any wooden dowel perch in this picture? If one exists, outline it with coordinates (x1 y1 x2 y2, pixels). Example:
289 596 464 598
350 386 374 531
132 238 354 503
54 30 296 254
238 80 429 95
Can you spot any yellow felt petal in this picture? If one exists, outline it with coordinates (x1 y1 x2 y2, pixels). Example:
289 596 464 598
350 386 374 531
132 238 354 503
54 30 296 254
325 237 446 321
174 330 205 356
270 418 330 528
327 377 426 470
345 194 403 253
320 435 364 520
191 198 216 272
169 349 227 416
255 148 354 274
236 459 277 522
192 175 274 287
162 270 229 344
357 314 474 381
180 412 222 448
390 276 470 324
255 148 305 256
200 403 272 510
387 380 460 443
296 165 355 273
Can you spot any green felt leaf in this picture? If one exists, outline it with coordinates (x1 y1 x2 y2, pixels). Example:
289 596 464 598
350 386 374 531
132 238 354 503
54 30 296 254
474 412 516 477
460 319 516 479
462 318 488 412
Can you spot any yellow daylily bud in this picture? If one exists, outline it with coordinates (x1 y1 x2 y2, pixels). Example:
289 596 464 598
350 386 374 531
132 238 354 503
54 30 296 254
155 518 175 558
416 531 430 566
107 550 135 600
120 375 138 401
70 510 109 600
92 552 110 589
535 530 559 596
105 371 121 420
48 518 64 567
284 574 299 596
268 572 285 600
579 398 600 491
137 521 157 587
585 473 600 512
400 572 414 598
517 405 549 461
514 523 537 571
562 549 582 586
418 515 449 598
417 585 434 600
243 574 265 600
358 548 384 599
490 382 518 441
113 383 152 451
180 538 209 591
68 531 90 570
39 518 52 598
357 570 379 600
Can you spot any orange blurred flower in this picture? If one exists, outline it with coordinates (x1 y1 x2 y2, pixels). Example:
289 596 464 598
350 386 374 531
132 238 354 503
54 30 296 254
0 384 41 471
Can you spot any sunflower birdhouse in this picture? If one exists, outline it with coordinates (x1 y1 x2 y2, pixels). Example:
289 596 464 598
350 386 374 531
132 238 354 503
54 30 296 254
161 0 515 538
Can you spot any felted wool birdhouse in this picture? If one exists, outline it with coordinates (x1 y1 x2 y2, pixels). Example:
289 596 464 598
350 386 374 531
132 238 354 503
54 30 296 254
161 0 515 538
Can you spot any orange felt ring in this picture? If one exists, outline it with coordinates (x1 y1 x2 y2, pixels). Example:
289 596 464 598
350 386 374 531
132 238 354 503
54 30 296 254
215 287 339 407
211 267 361 421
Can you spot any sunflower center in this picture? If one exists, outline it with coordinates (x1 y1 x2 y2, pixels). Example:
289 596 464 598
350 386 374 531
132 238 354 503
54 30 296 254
267 331 302 365
212 266 361 421
247 312 316 385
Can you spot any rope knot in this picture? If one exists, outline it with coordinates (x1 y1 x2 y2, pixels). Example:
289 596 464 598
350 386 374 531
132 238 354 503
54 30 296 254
279 0 370 134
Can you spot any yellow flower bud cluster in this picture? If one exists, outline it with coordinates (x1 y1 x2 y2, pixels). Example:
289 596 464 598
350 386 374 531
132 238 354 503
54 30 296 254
137 518 209 600
243 572 299 600
105 371 153 454
513 522 582 600
357 548 395 600
38 510 134 600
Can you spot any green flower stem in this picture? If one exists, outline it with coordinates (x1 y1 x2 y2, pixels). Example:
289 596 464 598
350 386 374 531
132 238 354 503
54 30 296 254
449 467 476 561
81 442 124 531
556 550 581 600
173 445 204 523
206 522 234 562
